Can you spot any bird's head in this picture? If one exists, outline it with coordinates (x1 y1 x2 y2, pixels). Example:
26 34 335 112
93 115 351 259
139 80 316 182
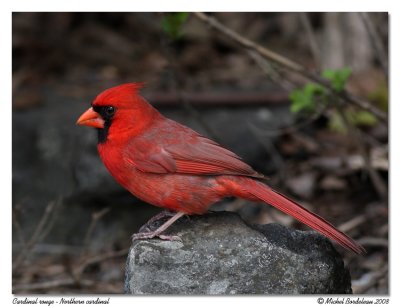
77 83 159 143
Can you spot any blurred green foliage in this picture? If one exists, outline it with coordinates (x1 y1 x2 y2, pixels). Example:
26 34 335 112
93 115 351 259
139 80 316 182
329 109 378 134
290 68 352 114
322 67 352 92
349 110 378 126
289 83 324 113
368 81 388 112
289 67 379 133
161 12 189 40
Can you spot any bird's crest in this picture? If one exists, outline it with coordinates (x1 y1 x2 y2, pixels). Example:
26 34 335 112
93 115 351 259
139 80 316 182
92 82 146 108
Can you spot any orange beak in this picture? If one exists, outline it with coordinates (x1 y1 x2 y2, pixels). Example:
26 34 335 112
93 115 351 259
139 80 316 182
76 107 105 129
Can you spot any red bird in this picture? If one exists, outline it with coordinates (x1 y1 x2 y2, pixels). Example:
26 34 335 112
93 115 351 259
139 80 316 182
77 83 365 254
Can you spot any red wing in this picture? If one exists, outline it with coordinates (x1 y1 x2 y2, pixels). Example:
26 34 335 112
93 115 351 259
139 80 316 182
124 149 176 174
167 137 263 178
124 135 263 178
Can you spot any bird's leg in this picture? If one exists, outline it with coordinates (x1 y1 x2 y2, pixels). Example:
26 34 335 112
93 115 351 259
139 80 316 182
132 211 185 242
138 210 176 233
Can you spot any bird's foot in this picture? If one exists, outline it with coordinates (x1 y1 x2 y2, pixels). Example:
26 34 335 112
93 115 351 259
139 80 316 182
133 211 185 242
131 231 182 242
139 210 176 233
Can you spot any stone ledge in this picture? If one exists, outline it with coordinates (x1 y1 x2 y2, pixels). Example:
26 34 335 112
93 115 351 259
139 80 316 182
125 211 352 294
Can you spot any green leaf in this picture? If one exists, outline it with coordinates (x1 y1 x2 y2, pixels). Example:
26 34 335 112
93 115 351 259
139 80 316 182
328 110 348 134
328 109 378 134
347 110 378 126
368 82 388 112
322 67 352 92
161 12 189 40
289 83 324 113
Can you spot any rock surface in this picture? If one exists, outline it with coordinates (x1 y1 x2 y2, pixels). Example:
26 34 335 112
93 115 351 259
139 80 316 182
125 211 352 294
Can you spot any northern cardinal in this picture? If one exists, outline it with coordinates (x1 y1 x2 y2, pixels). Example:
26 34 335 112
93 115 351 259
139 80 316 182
77 83 365 254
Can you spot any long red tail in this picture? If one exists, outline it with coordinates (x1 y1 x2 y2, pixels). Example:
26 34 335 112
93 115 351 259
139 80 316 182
236 179 365 254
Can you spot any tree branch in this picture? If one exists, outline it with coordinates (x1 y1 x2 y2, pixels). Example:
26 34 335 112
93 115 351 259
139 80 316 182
13 197 62 272
299 12 322 69
359 12 388 80
193 12 387 123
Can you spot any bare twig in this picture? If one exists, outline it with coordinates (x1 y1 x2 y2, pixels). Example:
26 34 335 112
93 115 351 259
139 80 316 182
193 12 387 123
247 50 296 92
14 208 127 293
37 199 62 243
14 247 129 292
334 101 387 199
249 46 383 147
338 215 368 233
13 278 95 292
299 13 322 69
359 12 388 80
12 209 27 248
357 129 385 147
74 248 129 278
82 207 111 249
357 237 388 248
13 197 62 271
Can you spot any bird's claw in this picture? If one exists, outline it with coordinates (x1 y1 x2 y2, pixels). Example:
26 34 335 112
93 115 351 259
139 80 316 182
138 210 176 233
138 224 151 233
158 234 182 242
131 232 182 242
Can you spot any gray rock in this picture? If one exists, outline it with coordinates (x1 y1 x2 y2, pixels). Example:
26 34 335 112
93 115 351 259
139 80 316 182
125 211 352 294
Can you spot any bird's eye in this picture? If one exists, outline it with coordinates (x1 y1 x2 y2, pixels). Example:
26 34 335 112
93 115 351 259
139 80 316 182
105 106 115 117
